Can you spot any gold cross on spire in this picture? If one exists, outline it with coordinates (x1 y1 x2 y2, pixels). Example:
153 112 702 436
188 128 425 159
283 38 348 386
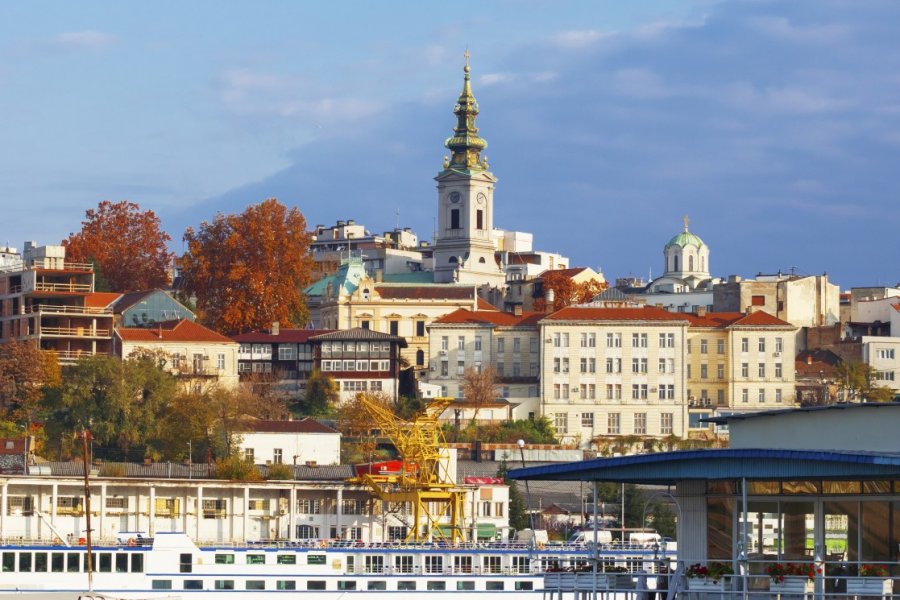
683 214 690 232
464 47 470 68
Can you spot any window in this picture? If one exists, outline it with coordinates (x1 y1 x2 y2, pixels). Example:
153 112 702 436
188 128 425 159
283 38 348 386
367 581 386 591
246 581 265 590
513 337 521 352
307 581 327 591
517 581 535 591
751 295 766 306
631 358 648 373
775 337 784 353
450 208 460 229
561 357 569 373
632 333 648 348
365 556 384 574
476 209 484 229
580 357 596 373
215 580 235 590
659 384 674 400
741 337 749 352
277 581 297 590
389 321 399 336
440 361 448 376
397 581 417 591
474 336 483 351
717 389 725 404
296 525 320 539
454 556 473 573
580 384 596 399
659 333 674 348
554 413 568 434
742 388 749 403
8 495 34 516
215 554 235 565
717 339 725 354
700 364 708 379
775 389 783 403
152 580 172 590
631 384 648 399
758 363 765 378
360 320 370 330
277 345 296 361
486 581 505 590
661 413 674 435
456 360 465 376
634 413 647 435
741 363 749 378
482 556 502 574
581 413 594 428
277 554 297 565
441 336 448 351
183 580 203 590
202 499 226 519
717 363 725 379
394 555 414 574
217 353 226 369
607 413 620 435
758 388 766 403
272 449 283 464
775 363 782 378
496 338 505 353
425 555 443 574
700 340 708 354
687 340 692 353
758 338 766 352
297 499 321 514
606 333 621 348
877 348 895 359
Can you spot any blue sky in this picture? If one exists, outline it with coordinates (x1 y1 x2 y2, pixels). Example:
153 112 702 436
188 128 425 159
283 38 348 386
1 1 898 288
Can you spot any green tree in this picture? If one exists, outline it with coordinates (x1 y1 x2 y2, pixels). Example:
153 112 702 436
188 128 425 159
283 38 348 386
299 370 338 416
835 360 896 403
497 461 529 532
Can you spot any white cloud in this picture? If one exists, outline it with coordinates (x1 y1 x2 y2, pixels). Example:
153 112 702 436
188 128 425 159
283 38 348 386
633 16 707 40
549 29 608 49
480 72 516 87
51 30 117 51
747 16 848 44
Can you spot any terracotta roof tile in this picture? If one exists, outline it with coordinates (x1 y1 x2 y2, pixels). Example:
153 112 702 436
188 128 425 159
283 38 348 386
433 308 544 327
84 292 122 308
731 311 794 327
545 306 690 322
539 267 587 280
116 319 234 344
477 298 499 311
374 285 476 300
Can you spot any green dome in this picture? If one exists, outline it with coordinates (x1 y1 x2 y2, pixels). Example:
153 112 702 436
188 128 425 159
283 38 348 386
667 231 706 248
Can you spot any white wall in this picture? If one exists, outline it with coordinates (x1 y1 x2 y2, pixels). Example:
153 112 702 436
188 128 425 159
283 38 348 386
239 432 341 466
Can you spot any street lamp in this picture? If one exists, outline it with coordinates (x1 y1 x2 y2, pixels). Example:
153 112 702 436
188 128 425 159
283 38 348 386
517 440 537 537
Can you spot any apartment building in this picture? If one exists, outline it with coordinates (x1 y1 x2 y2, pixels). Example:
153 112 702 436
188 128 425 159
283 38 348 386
0 242 117 364
425 308 544 422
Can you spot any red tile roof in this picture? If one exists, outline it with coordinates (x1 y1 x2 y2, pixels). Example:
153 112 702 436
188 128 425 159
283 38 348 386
477 298 499 311
374 285 476 300
232 329 334 343
539 267 588 280
682 310 793 328
117 319 234 343
892 303 900 313
730 311 794 327
544 306 690 322
433 308 544 327
84 292 122 308
243 418 338 434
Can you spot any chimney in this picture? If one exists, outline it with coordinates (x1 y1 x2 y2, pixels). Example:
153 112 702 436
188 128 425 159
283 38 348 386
513 304 523 317
696 307 707 317
545 288 555 313
271 321 280 336
806 355 813 365
375 269 383 283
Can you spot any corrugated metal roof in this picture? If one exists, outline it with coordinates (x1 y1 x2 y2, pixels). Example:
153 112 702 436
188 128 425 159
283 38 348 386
509 448 900 484
704 402 899 424
45 461 354 481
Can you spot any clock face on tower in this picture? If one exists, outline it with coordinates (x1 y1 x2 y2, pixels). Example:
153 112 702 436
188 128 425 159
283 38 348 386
449 192 460 204
476 193 486 205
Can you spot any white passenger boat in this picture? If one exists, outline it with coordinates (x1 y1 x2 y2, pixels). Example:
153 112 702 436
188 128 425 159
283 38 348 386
0 532 672 598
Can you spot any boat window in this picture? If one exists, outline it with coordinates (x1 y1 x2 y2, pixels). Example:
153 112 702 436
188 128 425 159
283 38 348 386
246 580 265 590
2 552 14 572
51 552 64 572
367 581 387 591
116 553 128 573
246 553 265 565
34 552 47 572
276 581 296 590
337 581 357 590
397 581 416 591
457 581 475 591
307 580 326 590
183 580 203 590
427 581 447 590
276 554 296 565
18 552 31 572
454 555 473 573
365 555 384 573
67 553 80 572
98 553 111 572
307 554 326 565
131 553 144 573
179 553 192 573
152 580 172 590
214 580 234 590
425 555 443 573
394 555 414 573
516 581 535 591
486 581 505 591
215 553 235 564
482 555 502 574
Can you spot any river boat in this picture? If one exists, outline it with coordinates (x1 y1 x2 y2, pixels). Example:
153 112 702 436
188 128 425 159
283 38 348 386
0 532 672 598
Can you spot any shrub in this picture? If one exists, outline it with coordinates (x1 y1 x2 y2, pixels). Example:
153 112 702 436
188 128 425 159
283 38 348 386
267 463 293 480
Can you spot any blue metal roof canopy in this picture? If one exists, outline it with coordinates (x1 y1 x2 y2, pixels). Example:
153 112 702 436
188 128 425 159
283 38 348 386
508 448 900 484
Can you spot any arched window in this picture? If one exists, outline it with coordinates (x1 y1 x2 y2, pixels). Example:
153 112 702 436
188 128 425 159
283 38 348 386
449 256 458 264
674 255 679 271
416 349 425 366
478 257 486 264
362 288 370 300
689 256 694 271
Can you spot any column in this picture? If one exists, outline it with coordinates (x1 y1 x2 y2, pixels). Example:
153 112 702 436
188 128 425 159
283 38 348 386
1 482 7 539
243 486 249 543
99 483 107 541
196 485 203 541
335 488 343 539
289 485 296 540
51 482 58 521
149 486 156 536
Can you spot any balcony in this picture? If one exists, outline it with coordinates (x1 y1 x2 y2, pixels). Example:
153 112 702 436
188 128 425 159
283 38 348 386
11 282 93 294
40 326 111 338
28 304 113 315
0 259 94 274
47 349 103 363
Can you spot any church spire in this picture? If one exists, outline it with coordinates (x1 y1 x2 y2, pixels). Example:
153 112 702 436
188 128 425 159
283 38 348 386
444 50 488 172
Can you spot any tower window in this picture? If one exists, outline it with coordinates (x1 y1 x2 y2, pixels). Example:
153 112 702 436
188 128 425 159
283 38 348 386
674 256 679 271
450 209 460 230
476 209 484 230
689 256 694 271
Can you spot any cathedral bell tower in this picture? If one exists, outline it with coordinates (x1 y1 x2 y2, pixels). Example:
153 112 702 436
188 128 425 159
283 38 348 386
432 52 505 286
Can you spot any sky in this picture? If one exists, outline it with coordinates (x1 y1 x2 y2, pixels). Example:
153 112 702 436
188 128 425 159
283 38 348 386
1 1 898 289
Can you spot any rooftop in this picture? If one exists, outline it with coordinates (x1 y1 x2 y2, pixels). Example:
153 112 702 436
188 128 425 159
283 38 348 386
116 319 234 344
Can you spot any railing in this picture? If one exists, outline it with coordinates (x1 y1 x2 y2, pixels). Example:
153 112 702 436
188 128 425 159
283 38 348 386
47 349 101 361
0 259 94 273
27 304 113 315
39 327 110 337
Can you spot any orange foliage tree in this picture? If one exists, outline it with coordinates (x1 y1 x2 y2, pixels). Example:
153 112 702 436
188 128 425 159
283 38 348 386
179 198 315 334
533 270 608 312
63 200 174 292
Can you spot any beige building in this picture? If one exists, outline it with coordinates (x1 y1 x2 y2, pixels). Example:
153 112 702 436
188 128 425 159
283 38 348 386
425 307 544 422
538 306 691 447
114 319 239 390
682 310 798 432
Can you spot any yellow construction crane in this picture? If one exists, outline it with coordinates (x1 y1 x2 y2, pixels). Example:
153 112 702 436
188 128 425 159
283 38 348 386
348 396 467 543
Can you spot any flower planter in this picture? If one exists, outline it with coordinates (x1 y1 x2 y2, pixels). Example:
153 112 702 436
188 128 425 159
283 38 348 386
846 577 891 597
688 577 732 592
770 575 810 599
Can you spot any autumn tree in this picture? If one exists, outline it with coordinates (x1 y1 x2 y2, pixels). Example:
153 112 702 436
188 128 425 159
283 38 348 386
63 200 174 292
179 198 315 334
461 366 499 425
0 339 61 425
834 360 896 403
299 369 339 416
533 270 608 312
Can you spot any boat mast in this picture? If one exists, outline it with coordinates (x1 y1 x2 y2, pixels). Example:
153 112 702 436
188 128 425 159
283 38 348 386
81 428 94 593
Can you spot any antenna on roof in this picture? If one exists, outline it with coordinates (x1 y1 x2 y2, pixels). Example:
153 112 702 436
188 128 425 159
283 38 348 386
396 207 400 230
